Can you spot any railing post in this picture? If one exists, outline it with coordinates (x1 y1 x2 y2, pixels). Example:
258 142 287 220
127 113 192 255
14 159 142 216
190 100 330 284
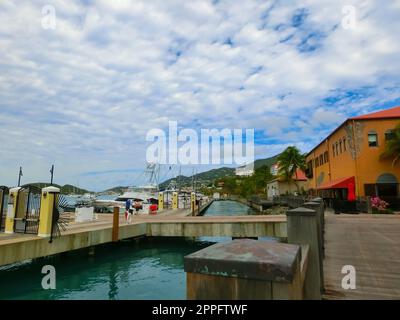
286 207 322 300
185 239 303 300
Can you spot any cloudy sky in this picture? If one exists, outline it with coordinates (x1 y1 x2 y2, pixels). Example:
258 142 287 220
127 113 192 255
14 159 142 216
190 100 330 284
0 0 399 190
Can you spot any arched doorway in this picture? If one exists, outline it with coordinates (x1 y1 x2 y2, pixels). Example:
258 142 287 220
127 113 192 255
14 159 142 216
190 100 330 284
376 173 398 197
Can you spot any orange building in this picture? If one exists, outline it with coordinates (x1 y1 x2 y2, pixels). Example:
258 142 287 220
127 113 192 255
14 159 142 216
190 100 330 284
305 106 400 200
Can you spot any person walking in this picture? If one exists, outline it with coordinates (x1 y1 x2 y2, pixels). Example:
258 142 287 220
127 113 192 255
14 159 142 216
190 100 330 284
125 199 132 224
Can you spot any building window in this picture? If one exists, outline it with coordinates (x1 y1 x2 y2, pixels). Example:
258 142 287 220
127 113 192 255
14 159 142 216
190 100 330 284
339 140 342 153
332 145 335 157
335 142 339 155
324 151 329 163
306 160 313 178
368 131 378 147
319 154 323 165
385 129 395 141
315 157 319 167
343 137 346 151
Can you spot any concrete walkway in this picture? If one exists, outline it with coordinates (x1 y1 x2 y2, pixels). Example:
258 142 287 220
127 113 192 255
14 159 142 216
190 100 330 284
323 211 400 300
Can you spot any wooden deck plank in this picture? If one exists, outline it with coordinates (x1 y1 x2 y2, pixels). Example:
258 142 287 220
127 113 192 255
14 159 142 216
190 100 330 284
323 212 400 300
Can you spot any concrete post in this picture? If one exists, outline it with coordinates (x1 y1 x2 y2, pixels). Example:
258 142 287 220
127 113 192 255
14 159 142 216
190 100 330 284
303 201 324 292
286 207 322 300
172 192 178 210
185 239 303 300
5 187 21 234
38 186 60 238
158 192 164 211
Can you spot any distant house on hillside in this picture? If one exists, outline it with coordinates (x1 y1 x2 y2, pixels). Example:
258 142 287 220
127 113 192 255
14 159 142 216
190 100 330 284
266 168 307 199
235 165 254 177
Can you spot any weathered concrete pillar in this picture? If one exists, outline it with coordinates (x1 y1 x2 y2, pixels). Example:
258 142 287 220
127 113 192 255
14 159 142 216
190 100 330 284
303 201 324 292
184 239 303 300
38 186 60 238
172 192 178 210
286 207 322 300
158 192 164 211
4 187 21 234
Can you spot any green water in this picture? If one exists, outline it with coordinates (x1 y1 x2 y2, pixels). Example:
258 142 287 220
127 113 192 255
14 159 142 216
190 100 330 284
204 200 256 216
0 200 267 300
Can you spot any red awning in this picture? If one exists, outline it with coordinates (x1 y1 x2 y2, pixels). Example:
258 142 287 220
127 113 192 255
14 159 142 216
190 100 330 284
317 176 355 190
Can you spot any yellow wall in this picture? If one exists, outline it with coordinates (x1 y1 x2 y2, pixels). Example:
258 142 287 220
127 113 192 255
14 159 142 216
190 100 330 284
306 118 400 196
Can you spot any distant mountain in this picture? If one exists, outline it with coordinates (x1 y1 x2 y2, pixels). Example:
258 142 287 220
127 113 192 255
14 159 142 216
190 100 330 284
158 154 280 189
159 167 236 190
22 183 90 195
253 154 280 169
100 186 129 194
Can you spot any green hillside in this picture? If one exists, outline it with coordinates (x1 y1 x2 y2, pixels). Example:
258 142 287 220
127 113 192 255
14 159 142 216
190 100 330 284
158 154 280 190
21 183 90 195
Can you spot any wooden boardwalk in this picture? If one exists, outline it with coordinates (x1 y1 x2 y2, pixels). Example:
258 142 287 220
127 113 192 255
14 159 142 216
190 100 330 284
323 211 400 300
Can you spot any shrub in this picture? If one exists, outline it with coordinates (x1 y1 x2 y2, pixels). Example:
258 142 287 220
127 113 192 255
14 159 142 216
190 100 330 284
371 196 389 213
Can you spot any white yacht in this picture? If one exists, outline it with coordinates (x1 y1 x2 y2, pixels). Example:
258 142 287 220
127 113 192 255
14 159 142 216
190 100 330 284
95 163 160 213
115 185 158 202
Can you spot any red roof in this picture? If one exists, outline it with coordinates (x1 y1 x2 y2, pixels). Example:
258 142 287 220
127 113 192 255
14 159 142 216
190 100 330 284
349 105 400 120
316 176 355 190
276 168 307 181
294 169 307 181
307 105 400 156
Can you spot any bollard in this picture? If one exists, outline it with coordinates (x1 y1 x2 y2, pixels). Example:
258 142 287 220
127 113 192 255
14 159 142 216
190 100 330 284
191 192 196 216
0 188 6 231
185 239 303 300
158 192 164 211
172 192 178 210
38 186 60 238
5 187 21 234
286 207 321 300
112 207 119 242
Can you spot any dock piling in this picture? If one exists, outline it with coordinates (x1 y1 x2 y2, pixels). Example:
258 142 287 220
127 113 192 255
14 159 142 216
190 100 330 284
112 206 119 242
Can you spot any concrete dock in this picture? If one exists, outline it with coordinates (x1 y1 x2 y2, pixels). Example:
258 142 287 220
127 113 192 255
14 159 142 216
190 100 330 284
0 213 287 267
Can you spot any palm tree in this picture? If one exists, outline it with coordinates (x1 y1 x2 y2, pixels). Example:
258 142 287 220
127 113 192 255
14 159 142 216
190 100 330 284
380 123 400 166
277 146 306 193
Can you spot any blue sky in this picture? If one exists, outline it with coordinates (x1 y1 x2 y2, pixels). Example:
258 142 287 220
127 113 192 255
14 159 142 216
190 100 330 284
0 0 399 191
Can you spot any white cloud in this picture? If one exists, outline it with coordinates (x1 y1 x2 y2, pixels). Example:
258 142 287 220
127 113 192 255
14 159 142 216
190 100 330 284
0 0 399 190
